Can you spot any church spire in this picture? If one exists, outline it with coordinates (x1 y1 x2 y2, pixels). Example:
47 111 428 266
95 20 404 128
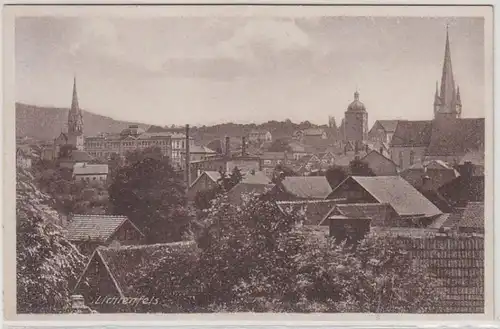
71 76 79 111
434 81 441 105
438 24 456 114
68 76 83 135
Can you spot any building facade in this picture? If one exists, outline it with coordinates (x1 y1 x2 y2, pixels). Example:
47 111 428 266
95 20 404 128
84 125 172 161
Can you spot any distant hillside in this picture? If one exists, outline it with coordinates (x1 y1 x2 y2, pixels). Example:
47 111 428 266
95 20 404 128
16 103 149 141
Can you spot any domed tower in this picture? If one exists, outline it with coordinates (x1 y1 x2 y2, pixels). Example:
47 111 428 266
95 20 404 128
344 90 368 146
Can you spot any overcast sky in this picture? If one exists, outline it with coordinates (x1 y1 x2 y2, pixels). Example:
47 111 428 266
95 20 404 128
16 16 485 127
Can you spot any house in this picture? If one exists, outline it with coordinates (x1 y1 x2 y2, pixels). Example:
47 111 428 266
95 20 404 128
260 152 290 178
73 163 109 185
64 214 145 255
58 150 95 169
16 146 32 169
226 170 274 205
319 203 398 228
288 141 313 160
368 120 399 144
276 199 344 226
359 150 398 176
318 151 336 166
327 176 442 226
275 176 333 201
187 171 221 200
73 241 199 312
249 129 272 143
439 202 484 234
400 159 460 191
181 144 216 163
438 161 484 207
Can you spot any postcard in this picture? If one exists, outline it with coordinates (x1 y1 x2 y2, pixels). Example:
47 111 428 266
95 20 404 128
3 4 494 323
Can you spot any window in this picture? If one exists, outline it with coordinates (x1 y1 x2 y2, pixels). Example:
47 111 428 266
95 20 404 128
409 150 415 166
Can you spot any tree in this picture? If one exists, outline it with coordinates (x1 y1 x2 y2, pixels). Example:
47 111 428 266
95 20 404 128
325 165 348 189
108 156 190 243
16 168 85 313
349 159 375 176
58 144 77 158
267 139 292 152
125 146 166 166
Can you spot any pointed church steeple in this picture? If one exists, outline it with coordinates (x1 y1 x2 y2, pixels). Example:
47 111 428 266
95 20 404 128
71 76 79 111
434 81 441 105
68 76 83 135
434 25 460 119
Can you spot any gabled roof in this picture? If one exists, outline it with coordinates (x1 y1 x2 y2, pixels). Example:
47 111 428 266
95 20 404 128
390 120 433 147
426 118 485 156
189 171 221 189
276 199 341 225
280 176 333 199
332 176 442 217
187 145 216 154
320 203 395 226
458 202 484 230
74 241 199 298
65 215 143 243
73 163 109 175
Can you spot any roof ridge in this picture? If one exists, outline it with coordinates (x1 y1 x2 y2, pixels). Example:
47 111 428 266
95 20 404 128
98 240 196 251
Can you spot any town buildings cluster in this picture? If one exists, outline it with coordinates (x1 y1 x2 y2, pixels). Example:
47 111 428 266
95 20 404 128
16 27 485 313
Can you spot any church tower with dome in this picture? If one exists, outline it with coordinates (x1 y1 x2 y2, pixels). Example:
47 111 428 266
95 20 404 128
343 90 368 147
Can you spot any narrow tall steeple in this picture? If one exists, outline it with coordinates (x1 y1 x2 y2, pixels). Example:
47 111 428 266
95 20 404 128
434 25 460 119
68 76 83 135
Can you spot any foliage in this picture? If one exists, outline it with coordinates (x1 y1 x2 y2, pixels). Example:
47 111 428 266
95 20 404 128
325 165 348 188
194 167 243 211
58 144 77 158
16 167 86 313
267 139 292 152
108 155 191 243
124 146 167 166
271 164 297 184
349 159 375 176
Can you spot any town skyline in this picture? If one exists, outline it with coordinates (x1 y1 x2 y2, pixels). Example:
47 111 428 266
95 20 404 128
16 16 485 127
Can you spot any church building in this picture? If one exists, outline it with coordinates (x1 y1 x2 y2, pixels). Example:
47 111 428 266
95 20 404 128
52 77 85 158
390 27 484 171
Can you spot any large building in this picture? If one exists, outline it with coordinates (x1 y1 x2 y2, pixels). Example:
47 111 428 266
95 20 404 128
343 90 368 148
84 125 172 161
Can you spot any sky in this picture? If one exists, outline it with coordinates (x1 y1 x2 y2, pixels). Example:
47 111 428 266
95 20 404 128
15 15 485 127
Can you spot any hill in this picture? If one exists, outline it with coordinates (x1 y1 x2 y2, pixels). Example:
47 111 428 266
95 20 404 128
16 103 149 141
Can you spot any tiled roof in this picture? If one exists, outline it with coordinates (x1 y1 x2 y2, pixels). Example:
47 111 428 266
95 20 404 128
458 202 484 230
396 235 484 313
73 163 109 175
281 176 333 199
427 118 485 156
77 241 199 298
390 120 433 147
276 199 340 225
345 176 442 217
204 171 222 183
65 215 141 242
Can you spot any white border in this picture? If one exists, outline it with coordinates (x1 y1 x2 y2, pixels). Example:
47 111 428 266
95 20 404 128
2 1 496 325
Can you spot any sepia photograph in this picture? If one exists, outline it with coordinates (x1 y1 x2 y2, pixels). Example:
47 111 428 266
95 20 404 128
3 4 494 320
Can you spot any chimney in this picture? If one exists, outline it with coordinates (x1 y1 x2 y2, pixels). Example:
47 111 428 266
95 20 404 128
461 161 474 179
354 141 359 155
344 143 347 155
422 175 431 190
185 124 191 189
225 136 231 158
365 144 369 153
379 146 384 154
241 136 247 156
